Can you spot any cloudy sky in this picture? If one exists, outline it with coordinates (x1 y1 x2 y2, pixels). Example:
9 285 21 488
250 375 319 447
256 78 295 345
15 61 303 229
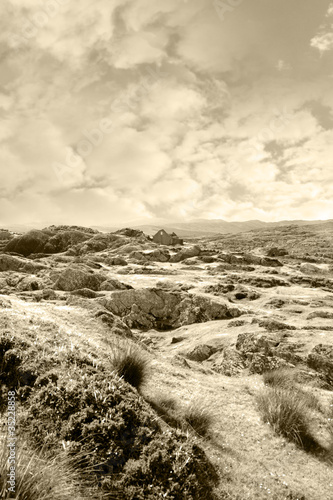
0 0 333 228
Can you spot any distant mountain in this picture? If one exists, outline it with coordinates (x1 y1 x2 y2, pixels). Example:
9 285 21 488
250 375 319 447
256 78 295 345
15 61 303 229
96 218 333 238
3 218 333 239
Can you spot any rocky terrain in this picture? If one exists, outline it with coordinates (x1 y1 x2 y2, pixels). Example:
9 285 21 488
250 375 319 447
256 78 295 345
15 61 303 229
0 221 332 499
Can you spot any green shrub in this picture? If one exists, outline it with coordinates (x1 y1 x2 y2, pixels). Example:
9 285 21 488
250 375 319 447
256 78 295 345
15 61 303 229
110 343 149 390
256 387 319 451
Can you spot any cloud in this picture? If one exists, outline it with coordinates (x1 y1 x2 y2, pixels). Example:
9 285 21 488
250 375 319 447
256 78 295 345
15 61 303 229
0 0 332 227
311 2 333 54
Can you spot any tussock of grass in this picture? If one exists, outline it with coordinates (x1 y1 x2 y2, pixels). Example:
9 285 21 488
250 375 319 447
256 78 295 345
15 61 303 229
109 342 149 390
255 387 319 451
263 368 322 412
0 433 89 500
183 403 214 437
262 368 297 389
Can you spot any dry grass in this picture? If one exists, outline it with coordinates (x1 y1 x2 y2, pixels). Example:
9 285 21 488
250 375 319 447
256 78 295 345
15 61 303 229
109 342 149 390
262 367 297 389
255 387 319 451
0 432 91 500
183 402 214 437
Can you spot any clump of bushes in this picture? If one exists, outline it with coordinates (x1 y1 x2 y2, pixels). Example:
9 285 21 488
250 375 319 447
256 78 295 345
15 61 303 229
0 323 218 499
21 366 218 498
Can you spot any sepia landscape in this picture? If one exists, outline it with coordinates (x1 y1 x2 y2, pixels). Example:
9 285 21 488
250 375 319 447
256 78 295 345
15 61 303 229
1 0 333 498
0 220 333 498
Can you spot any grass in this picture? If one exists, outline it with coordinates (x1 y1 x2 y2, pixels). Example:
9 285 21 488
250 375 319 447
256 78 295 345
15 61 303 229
255 387 319 451
262 367 297 389
0 431 90 500
263 368 322 412
109 342 149 390
145 394 214 437
183 402 214 437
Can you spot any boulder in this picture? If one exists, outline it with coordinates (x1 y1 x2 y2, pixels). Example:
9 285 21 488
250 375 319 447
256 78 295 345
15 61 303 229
98 288 242 330
106 256 128 266
70 288 100 298
4 230 50 256
249 354 292 374
0 254 46 273
17 277 43 292
94 310 133 338
0 230 13 241
146 249 170 262
307 310 333 320
300 263 323 274
255 318 296 331
236 332 281 357
266 247 288 257
169 246 201 263
99 279 133 291
75 233 126 254
129 251 147 262
208 348 246 376
54 266 104 291
43 230 91 253
184 344 216 362
42 289 58 300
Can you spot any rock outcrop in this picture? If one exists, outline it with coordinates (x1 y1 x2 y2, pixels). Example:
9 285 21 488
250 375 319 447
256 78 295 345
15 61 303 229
99 288 242 330
4 230 50 256
54 266 105 291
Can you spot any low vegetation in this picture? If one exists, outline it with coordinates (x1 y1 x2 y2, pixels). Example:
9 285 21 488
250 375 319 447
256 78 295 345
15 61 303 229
0 433 89 500
256 386 319 451
183 402 214 437
109 341 149 391
0 320 218 499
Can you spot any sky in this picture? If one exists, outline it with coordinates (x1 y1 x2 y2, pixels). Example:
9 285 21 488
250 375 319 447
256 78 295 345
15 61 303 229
0 0 333 228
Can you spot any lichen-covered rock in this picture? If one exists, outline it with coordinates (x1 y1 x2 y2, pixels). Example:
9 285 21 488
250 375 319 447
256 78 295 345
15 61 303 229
106 256 128 266
0 254 46 273
94 310 133 337
307 310 333 320
17 277 43 292
169 246 201 263
54 266 105 291
99 279 133 291
99 288 242 330
266 247 288 257
42 230 91 254
75 233 127 254
184 344 216 362
249 353 292 374
4 230 50 256
208 348 246 376
146 249 170 262
300 263 323 274
236 332 281 357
